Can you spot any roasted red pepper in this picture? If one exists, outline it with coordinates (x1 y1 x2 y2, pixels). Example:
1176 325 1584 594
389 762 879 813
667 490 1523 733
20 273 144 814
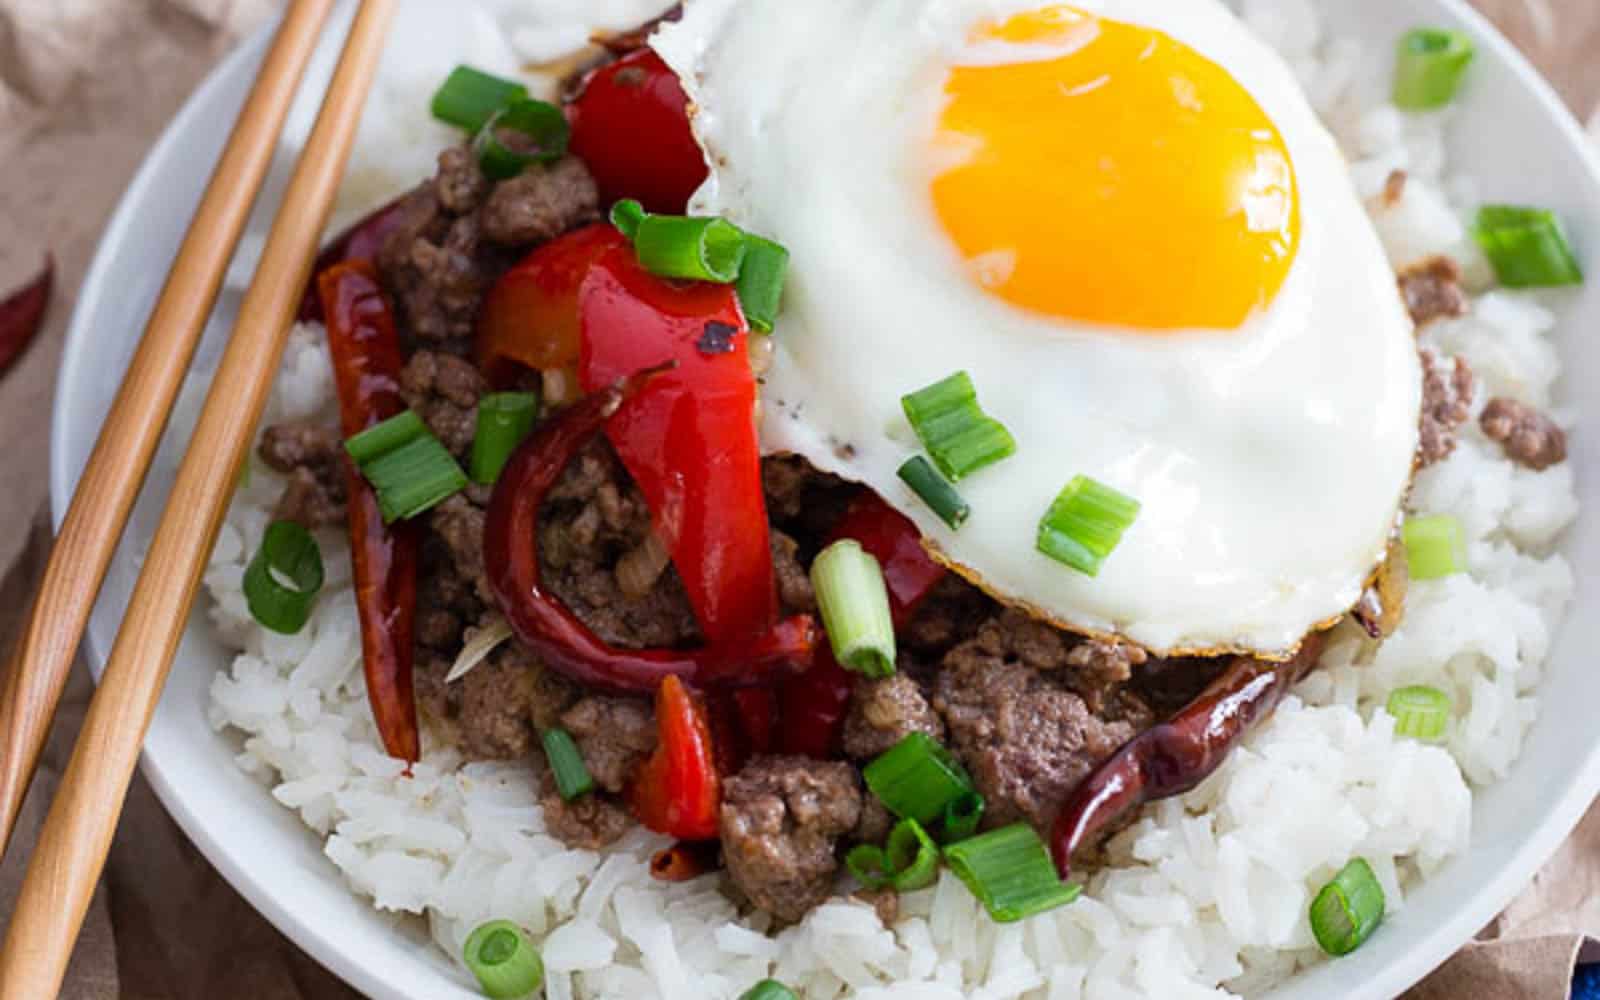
630 676 721 840
567 48 707 214
483 368 817 694
476 223 627 385
318 260 421 764
578 245 778 643
0 254 52 374
300 197 409 322
1049 631 1328 878
779 494 948 758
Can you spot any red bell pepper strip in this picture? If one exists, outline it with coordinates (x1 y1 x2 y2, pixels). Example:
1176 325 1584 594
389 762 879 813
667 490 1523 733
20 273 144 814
779 494 948 758
629 676 721 840
578 245 778 643
483 368 817 694
567 48 707 215
0 254 51 374
299 196 410 322
1049 631 1328 878
318 260 421 764
476 223 627 385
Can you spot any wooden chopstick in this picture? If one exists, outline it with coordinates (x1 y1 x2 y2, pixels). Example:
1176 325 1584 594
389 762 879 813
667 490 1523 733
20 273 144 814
0 0 338 856
0 1 397 993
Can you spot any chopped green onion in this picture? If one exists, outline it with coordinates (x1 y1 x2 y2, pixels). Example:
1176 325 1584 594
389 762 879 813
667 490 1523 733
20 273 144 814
739 981 798 1000
1036 475 1141 577
864 732 976 826
1310 858 1386 957
431 66 528 133
1393 29 1475 110
846 843 891 890
811 539 897 679
475 98 570 181
897 456 970 530
633 214 747 283
361 435 469 522
1386 685 1452 742
540 727 595 800
900 372 1016 481
243 521 325 634
345 410 426 465
938 790 985 844
610 199 647 240
734 234 790 333
470 392 540 485
463 920 544 999
1402 514 1467 581
886 818 940 891
943 823 1081 923
1473 205 1585 288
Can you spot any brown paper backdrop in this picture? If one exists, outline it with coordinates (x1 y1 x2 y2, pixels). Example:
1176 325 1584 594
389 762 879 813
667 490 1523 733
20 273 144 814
0 1 1597 997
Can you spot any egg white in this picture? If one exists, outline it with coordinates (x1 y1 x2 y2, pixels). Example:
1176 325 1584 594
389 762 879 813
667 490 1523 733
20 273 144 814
654 0 1421 656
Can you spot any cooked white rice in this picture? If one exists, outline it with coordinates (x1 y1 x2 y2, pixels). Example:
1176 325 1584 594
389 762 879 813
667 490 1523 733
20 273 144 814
201 3 1580 996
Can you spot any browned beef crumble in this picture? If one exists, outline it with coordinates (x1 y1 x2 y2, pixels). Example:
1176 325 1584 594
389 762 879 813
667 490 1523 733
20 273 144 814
770 530 817 614
481 158 600 247
1480 397 1568 471
899 576 997 662
540 783 633 849
400 349 489 460
1398 255 1469 329
759 453 859 545
933 610 1152 829
841 673 945 762
560 695 657 794
1418 348 1476 468
413 642 537 761
854 795 893 846
256 419 347 529
719 756 862 922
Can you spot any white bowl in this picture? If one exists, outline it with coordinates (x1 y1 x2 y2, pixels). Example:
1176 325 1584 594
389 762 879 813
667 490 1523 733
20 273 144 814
49 1 1600 997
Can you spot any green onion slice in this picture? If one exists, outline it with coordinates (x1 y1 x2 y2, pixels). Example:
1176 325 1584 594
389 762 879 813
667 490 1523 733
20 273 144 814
1386 685 1452 742
900 372 1016 481
864 732 976 826
540 727 595 801
897 456 970 530
361 435 469 523
1402 514 1466 581
1473 205 1585 288
243 521 325 635
470 392 540 485
943 823 1081 924
610 199 647 240
345 410 426 465
1393 29 1476 110
734 234 790 334
475 98 570 181
845 844 892 890
811 539 897 679
463 920 545 999
1036 475 1141 577
1310 858 1386 957
739 981 799 1000
938 790 985 844
633 214 748 283
886 817 940 891
431 66 528 133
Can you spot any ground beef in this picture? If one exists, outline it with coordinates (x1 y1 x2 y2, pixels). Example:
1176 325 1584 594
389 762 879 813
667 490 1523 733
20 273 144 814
413 642 538 761
1063 637 1151 715
400 350 488 459
1398 255 1469 328
1129 655 1233 718
429 493 491 605
760 454 858 543
539 439 700 649
854 887 899 926
540 787 632 850
854 795 893 846
770 530 816 614
1480 397 1567 471
719 756 862 921
559 695 656 794
841 674 944 761
1418 348 1476 468
416 528 486 656
257 419 347 529
480 157 600 247
933 615 1152 829
434 145 490 215
899 576 996 662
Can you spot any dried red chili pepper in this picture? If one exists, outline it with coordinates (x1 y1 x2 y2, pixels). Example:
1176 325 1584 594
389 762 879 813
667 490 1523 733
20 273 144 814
630 676 721 840
299 196 409 322
0 255 52 374
650 839 720 882
483 369 817 694
1049 631 1328 878
778 494 948 758
318 260 420 763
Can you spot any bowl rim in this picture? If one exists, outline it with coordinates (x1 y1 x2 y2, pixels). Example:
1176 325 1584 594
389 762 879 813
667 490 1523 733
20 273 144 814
47 1 1600 998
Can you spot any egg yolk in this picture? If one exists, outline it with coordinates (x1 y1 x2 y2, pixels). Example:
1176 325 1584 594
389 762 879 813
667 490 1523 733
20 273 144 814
930 6 1299 331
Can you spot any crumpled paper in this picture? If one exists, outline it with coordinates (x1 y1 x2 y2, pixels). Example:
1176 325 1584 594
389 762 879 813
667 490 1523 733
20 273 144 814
0 0 1594 997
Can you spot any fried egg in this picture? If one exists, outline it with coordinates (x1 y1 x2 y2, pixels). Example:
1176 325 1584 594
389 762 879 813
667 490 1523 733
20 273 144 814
654 0 1421 656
